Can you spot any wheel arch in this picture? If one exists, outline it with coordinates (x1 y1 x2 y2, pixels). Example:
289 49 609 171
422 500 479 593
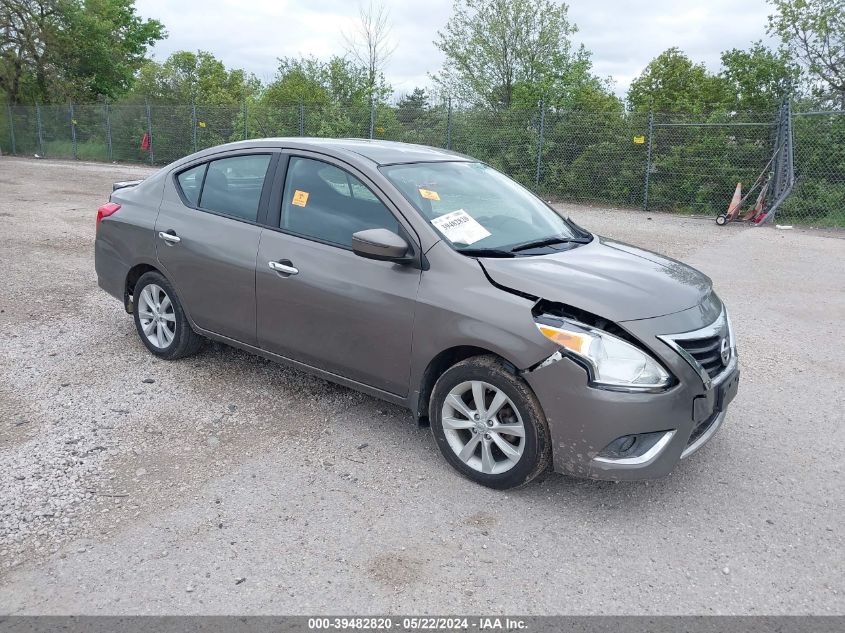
124 261 162 313
412 345 519 425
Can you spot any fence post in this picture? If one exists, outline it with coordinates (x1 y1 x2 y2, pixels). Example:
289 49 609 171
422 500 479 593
298 102 304 136
105 102 113 162
243 99 248 140
643 109 654 212
785 96 795 188
35 103 45 156
534 97 545 189
145 100 154 165
69 103 77 160
191 103 198 153
7 104 15 155
369 97 375 139
446 97 453 150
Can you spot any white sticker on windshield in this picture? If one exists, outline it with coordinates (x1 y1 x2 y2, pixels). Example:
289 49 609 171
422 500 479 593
430 209 491 245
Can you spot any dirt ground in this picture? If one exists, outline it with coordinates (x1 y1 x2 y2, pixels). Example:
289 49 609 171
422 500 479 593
0 157 842 614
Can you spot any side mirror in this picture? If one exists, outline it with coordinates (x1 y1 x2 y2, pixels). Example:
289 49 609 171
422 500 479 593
352 228 411 262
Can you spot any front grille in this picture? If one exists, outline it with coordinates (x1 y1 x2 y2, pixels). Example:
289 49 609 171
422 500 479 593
658 306 734 386
676 335 723 379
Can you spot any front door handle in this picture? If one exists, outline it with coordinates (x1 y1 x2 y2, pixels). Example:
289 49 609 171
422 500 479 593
268 260 298 275
158 231 181 244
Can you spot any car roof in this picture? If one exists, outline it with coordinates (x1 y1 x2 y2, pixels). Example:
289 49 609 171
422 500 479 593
203 138 474 166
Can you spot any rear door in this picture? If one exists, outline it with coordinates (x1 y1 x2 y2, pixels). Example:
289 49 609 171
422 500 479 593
255 154 422 396
156 151 278 346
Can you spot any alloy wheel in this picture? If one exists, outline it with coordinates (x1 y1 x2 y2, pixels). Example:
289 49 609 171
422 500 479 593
137 283 176 349
440 380 526 475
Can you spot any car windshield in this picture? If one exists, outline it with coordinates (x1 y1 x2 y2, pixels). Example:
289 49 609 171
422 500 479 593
380 161 583 254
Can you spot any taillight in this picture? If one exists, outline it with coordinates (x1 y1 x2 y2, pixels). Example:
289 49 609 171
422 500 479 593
96 202 121 230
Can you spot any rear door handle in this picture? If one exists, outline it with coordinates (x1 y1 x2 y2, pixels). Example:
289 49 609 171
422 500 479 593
158 231 181 244
268 261 298 275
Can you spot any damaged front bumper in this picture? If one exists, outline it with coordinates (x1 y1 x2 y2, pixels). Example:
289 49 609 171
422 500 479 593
522 305 739 481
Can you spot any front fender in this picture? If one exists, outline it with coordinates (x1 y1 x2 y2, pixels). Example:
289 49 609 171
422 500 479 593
408 243 556 418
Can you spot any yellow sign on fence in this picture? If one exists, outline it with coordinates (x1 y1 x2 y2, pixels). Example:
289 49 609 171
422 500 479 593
633 135 645 144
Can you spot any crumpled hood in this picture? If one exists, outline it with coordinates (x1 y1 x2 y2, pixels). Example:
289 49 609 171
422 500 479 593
480 236 713 322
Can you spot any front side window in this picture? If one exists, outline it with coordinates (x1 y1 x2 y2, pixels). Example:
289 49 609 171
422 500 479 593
281 157 399 248
381 162 582 254
197 154 272 222
176 163 206 206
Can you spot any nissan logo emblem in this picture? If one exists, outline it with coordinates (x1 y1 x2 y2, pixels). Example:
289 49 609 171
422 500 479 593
720 338 731 366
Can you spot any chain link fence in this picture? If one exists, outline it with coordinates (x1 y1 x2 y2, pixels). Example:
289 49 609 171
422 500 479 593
1 101 843 227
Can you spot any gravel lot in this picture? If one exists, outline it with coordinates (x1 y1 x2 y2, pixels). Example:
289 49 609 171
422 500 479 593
0 156 843 614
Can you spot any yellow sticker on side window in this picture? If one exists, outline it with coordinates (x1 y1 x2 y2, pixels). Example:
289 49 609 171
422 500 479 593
419 188 440 201
292 190 309 207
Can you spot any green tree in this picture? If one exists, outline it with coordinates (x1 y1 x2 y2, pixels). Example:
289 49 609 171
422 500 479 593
261 57 328 106
384 87 449 146
58 0 165 101
129 50 258 105
252 55 386 138
627 47 729 113
0 0 163 104
261 56 385 108
767 0 845 104
434 0 592 109
719 42 801 111
395 87 430 125
0 1 60 103
322 55 385 106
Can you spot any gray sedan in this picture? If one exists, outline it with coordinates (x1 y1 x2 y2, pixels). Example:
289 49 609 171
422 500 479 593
95 139 739 489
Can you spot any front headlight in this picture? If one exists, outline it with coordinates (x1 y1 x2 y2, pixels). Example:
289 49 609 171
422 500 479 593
536 319 671 389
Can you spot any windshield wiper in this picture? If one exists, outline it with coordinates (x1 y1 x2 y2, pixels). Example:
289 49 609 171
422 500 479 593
509 235 591 253
457 247 515 258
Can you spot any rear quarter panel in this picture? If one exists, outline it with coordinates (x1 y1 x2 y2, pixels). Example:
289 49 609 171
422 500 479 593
94 172 166 303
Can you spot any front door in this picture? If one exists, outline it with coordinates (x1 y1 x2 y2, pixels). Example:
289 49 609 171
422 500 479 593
256 155 421 396
156 152 276 345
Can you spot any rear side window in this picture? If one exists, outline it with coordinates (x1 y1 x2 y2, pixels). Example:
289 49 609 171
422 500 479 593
280 157 399 248
176 163 206 206
181 154 271 222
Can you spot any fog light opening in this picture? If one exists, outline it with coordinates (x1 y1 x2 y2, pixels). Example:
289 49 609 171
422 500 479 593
594 430 676 465
618 435 637 454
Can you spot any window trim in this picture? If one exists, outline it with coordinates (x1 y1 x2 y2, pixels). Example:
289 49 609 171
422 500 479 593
172 150 280 227
267 151 423 263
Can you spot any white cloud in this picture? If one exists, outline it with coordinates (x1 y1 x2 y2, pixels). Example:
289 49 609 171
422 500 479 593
135 0 777 97
569 0 775 94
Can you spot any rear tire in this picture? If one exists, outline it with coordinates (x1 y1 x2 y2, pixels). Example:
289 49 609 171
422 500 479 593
429 355 551 489
716 214 728 226
132 271 203 360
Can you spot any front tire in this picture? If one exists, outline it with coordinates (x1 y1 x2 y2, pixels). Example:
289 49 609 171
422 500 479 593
429 355 551 489
132 271 203 360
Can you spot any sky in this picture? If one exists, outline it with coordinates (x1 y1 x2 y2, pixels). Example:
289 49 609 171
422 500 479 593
134 0 777 99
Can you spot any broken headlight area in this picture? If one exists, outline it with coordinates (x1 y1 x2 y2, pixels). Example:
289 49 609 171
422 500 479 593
533 305 673 391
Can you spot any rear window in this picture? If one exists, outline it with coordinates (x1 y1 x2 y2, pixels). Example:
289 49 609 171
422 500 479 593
176 164 206 206
176 154 273 223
